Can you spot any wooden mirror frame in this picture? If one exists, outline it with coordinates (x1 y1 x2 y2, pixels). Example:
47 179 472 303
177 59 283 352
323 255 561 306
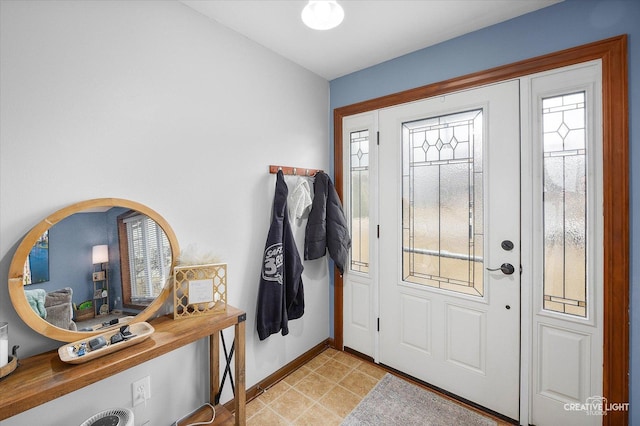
8 198 180 342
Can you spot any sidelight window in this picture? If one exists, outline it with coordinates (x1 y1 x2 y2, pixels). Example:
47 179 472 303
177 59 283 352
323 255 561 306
350 129 370 273
542 92 587 317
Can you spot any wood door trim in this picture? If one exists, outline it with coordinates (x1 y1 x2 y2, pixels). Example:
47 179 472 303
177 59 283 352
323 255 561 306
333 35 628 425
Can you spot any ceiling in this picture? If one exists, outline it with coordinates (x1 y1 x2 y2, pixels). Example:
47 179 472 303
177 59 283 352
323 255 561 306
179 0 561 81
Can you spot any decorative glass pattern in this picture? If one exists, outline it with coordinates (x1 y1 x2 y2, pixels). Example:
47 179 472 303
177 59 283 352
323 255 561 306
542 92 587 317
402 109 484 296
350 129 370 273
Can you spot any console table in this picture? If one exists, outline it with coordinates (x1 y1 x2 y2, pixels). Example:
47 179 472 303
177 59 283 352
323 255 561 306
0 306 246 425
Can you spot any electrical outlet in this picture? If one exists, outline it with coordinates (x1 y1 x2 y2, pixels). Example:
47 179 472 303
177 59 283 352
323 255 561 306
132 376 151 406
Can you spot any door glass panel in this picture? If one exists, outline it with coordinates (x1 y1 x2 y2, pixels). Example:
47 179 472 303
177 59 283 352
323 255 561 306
542 92 587 317
350 129 369 273
402 109 484 296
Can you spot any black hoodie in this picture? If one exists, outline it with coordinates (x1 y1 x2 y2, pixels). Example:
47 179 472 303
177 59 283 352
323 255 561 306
257 170 304 340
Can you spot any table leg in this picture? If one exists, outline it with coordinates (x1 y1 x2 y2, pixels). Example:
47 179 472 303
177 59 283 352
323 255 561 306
234 320 246 426
210 332 220 405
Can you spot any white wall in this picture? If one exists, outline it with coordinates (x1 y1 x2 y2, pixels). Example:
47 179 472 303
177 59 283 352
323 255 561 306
0 1 330 424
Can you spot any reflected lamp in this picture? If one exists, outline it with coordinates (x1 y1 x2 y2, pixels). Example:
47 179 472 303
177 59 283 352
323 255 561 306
92 245 108 265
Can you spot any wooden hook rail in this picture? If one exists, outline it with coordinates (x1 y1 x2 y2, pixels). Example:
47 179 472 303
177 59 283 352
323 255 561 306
269 165 322 176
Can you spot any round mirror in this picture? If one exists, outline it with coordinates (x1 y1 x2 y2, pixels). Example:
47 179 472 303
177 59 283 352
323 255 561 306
8 198 179 342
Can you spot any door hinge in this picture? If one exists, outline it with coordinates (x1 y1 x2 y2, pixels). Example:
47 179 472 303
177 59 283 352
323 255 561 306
377 131 380 145
377 318 380 332
377 225 380 238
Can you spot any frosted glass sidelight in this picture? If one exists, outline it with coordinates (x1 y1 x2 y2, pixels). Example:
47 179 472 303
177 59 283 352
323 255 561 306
542 92 587 317
402 109 483 296
350 130 370 273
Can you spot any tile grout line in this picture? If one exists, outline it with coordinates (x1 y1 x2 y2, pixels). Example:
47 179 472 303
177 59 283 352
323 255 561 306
247 348 387 425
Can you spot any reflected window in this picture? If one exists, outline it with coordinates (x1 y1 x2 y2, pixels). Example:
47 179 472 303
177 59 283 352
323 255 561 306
119 213 171 307
542 92 587 317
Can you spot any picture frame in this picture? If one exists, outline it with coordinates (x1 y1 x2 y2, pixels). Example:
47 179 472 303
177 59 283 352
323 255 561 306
173 263 227 319
24 230 49 285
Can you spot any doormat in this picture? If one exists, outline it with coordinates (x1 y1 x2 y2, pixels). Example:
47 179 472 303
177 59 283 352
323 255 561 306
341 373 497 426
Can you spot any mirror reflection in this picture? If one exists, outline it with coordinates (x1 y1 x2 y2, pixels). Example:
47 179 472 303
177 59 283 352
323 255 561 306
21 207 172 332
24 230 50 285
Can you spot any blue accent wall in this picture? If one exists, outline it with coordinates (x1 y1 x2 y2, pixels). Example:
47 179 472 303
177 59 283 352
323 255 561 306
329 0 639 421
52 211 105 303
28 207 128 310
30 212 105 303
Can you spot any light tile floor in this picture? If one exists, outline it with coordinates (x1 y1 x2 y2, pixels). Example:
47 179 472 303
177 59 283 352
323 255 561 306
246 348 506 426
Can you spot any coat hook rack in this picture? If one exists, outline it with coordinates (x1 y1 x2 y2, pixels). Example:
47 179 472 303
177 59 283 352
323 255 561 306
268 165 322 176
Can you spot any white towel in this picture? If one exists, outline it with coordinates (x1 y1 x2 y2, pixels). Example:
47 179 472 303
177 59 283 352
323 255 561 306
289 178 313 219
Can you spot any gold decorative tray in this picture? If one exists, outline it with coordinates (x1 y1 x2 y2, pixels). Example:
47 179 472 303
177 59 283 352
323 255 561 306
58 322 154 364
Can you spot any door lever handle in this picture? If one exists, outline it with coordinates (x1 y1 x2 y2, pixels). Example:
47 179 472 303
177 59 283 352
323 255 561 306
486 263 515 275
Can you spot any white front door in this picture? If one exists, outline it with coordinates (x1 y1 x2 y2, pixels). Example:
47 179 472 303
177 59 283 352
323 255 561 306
377 81 521 420
341 62 605 425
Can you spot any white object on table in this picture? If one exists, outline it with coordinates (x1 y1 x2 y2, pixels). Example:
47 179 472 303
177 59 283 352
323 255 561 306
0 322 8 367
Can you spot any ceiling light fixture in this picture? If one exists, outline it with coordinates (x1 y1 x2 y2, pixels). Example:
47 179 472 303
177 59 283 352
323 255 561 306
301 0 344 31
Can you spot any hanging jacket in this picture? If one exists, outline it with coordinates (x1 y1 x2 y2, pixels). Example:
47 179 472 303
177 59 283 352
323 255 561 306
304 171 351 275
257 170 305 340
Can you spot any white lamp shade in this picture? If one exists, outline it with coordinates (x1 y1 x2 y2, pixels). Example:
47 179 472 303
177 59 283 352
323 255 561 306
301 1 344 30
92 245 109 264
